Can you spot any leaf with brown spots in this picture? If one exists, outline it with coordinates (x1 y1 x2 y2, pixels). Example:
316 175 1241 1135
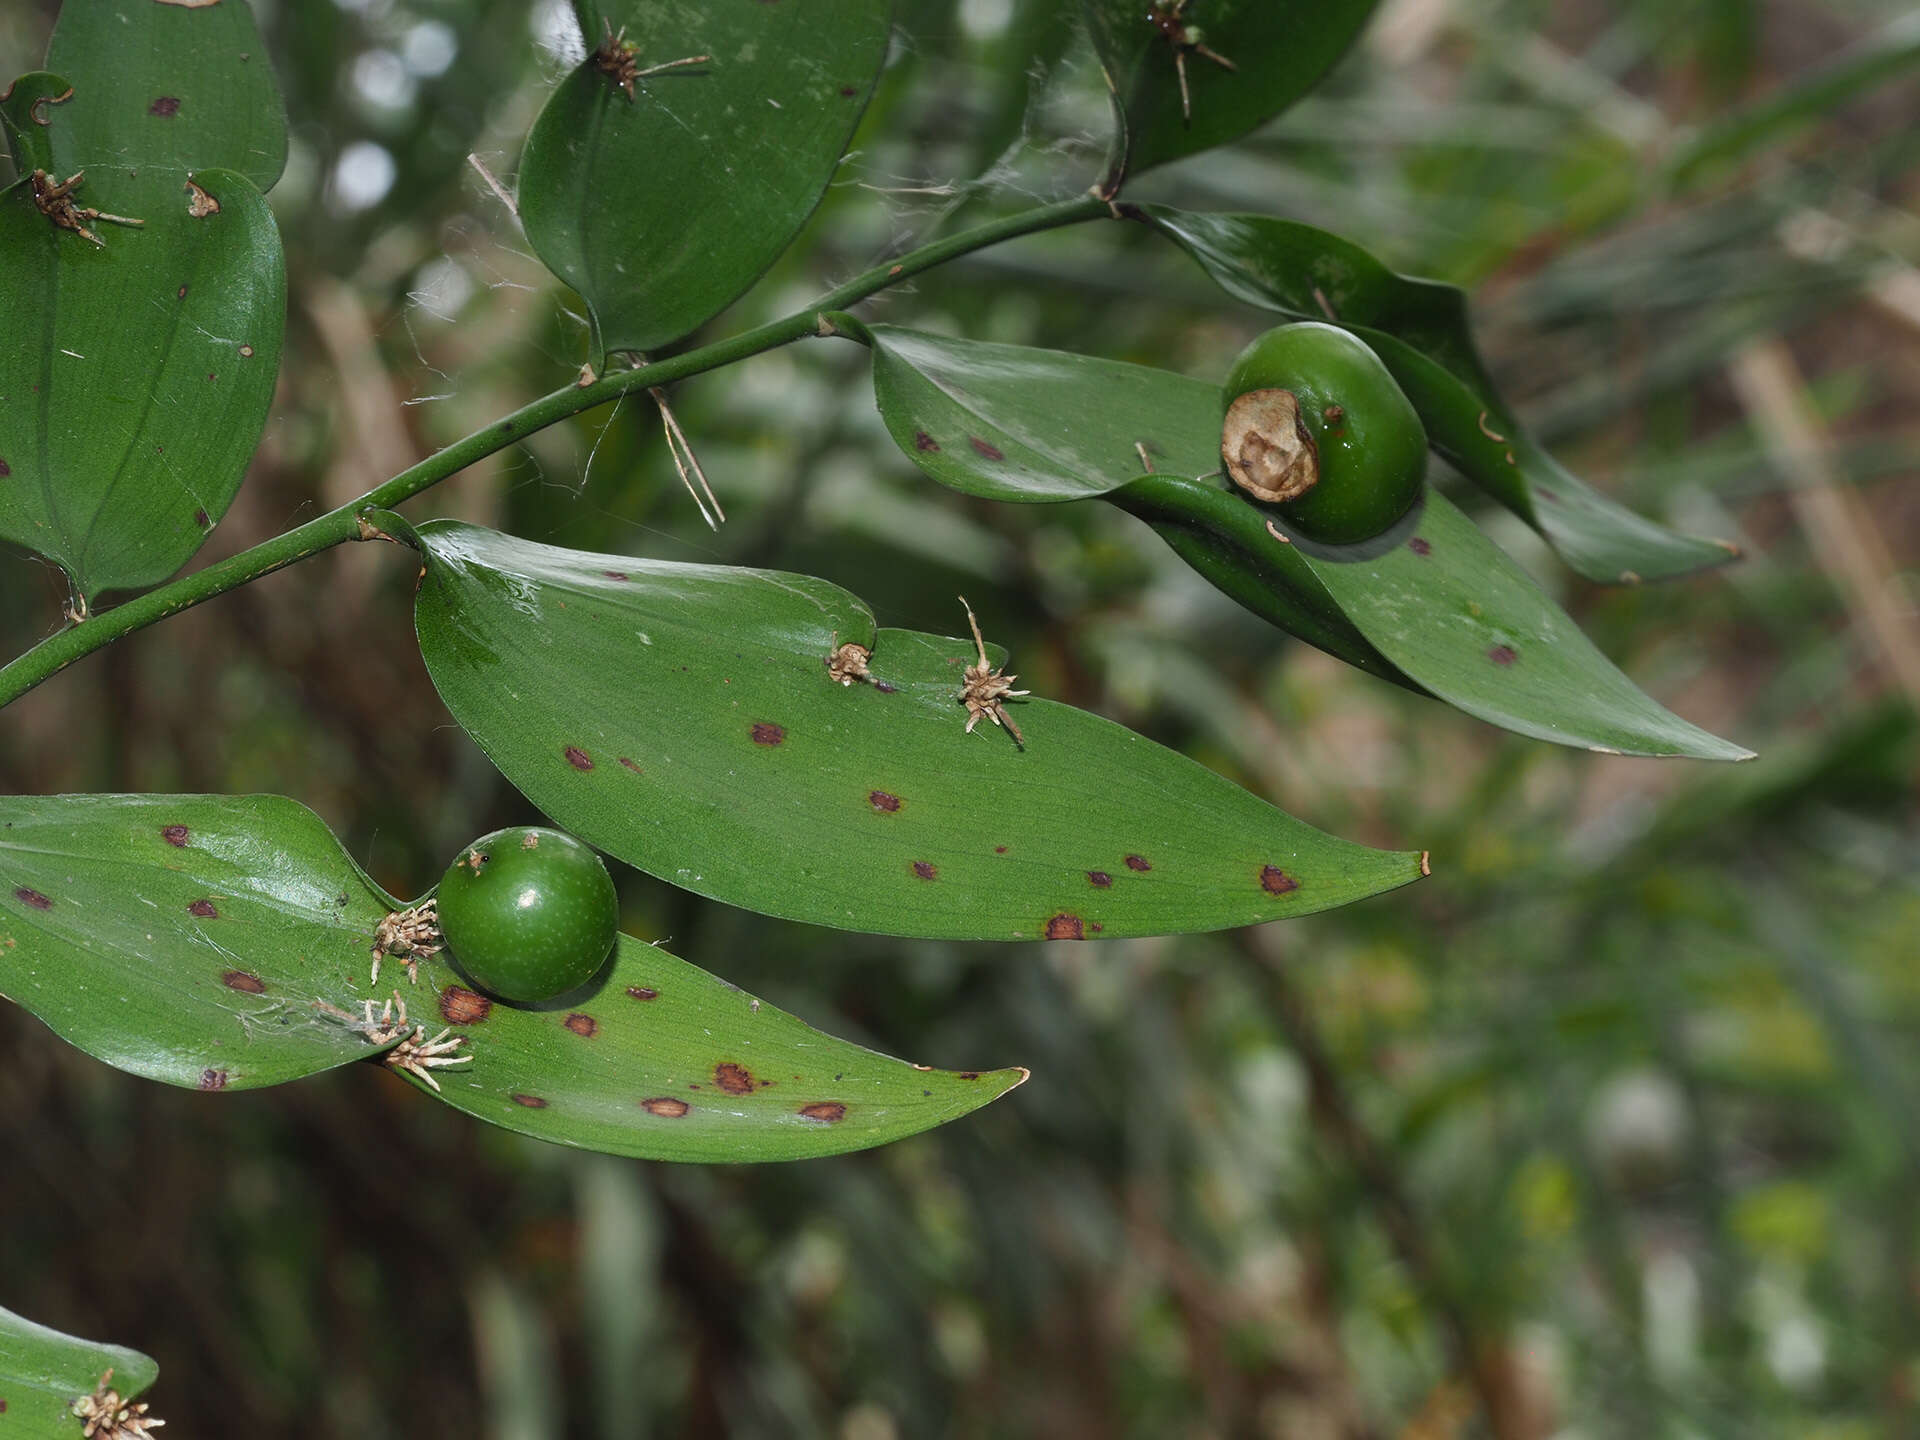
412 522 1428 940
0 1304 159 1435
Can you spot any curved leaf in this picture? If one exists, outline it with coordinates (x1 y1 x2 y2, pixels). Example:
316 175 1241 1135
0 1305 157 1439
1082 0 1377 195
410 520 1426 939
1 73 70 175
0 163 285 602
1138 205 1741 583
852 324 1749 758
518 0 889 361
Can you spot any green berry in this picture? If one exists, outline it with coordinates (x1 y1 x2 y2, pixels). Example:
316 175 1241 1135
434 827 618 1003
1220 321 1427 545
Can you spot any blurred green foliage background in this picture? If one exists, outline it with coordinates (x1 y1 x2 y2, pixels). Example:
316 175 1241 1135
3 0 1918 1435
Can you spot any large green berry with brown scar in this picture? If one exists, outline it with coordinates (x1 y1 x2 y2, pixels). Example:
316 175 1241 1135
1220 321 1428 545
435 826 618 1002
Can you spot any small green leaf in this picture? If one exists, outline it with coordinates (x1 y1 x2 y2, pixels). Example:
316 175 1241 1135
411 521 1426 939
1082 0 1377 194
1138 205 1742 583
852 324 1748 759
0 1305 157 1438
518 0 889 361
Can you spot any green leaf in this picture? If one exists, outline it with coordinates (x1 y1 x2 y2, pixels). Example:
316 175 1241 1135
0 1305 157 1438
0 164 285 603
0 792 1023 1161
518 0 889 361
410 520 1426 939
850 323 1749 759
45 0 288 193
1 73 70 175
1137 205 1741 583
1082 0 1377 195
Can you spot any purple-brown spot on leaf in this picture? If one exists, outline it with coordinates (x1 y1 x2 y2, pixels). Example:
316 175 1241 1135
914 431 940 452
958 1071 980 1081
642 1097 690 1117
0 458 9 477
799 1101 847 1122
969 436 1005 461
602 569 629 580
1488 645 1518 667
869 790 901 812
511 1093 548 1108
627 986 659 1001
873 681 898 694
1125 854 1151 871
13 887 51 911
751 723 786 746
839 84 858 97
994 845 1008 854
1259 865 1299 895
222 970 266 994
176 284 188 300
194 508 210 528
198 1067 228 1090
187 898 219 919
618 757 642 773
1536 487 1559 504
161 824 189 846
564 1013 599 1038
440 986 492 1025
714 1062 754 1095
1044 913 1085 941
1408 537 1432 556
149 96 180 117
1087 871 1112 889
912 861 937 881
564 745 594 770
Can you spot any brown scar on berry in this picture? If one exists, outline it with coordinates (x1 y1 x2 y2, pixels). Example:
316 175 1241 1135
1125 854 1151 871
222 970 266 993
14 887 51 910
564 1013 599 1038
869 790 902 812
641 1097 690 1117
799 1101 847 1122
198 1067 228 1090
1488 645 1518 666
1259 865 1299 895
911 860 937 880
627 986 659 1001
714 1062 754 1094
440 986 493 1025
751 722 786 746
564 745 594 770
187 898 219 918
1044 913 1085 940
511 1093 548 1108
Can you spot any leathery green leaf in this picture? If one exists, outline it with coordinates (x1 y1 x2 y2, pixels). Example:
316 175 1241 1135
1 73 70 175
0 1305 158 1438
1139 206 1741 583
1082 0 1377 195
0 792 1022 1160
410 520 1427 939
518 0 889 362
851 324 1749 759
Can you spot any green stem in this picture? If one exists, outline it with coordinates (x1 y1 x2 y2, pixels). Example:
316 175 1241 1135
0 194 1107 711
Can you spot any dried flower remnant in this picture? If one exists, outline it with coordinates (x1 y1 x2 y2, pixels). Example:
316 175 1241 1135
956 598 1029 746
71 1369 164 1439
591 19 711 102
30 169 143 248
371 898 441 985
827 639 872 686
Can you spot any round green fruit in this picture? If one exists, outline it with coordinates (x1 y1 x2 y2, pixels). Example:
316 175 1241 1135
435 826 618 1003
1220 321 1428 545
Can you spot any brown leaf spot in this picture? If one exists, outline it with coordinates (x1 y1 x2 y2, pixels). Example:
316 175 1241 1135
239 344 255 358
440 986 493 1025
149 95 181 116
176 284 188 299
511 1093 548 1108
1259 865 1299 895
1488 645 1518 667
627 986 659 1001
1044 913 1084 941
564 745 594 770
1535 486 1559 504
714 1062 755 1095
0 458 9 477
222 970 266 994
1124 854 1151 871
751 722 786 746
194 508 210 527
187 898 219 918
1408 537 1432 556
799 1101 846 1122
618 756 642 773
839 84 858 97
914 431 940 452
869 790 901 812
161 824 189 846
958 1071 980 1080
912 860 937 881
198 1067 228 1090
995 845 1008 854
564 1013 599 1038
641 1097 690 1117
1086 870 1112 888
13 887 50 911
602 569 629 580
969 436 1005 461
873 681 898 694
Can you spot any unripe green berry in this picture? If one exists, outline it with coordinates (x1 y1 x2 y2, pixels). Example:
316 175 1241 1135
435 826 618 1003
1220 321 1428 545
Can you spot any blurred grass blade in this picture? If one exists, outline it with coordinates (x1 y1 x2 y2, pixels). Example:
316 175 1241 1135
518 0 888 362
0 1304 158 1438
1082 0 1377 195
411 520 1426 939
1138 205 1741 583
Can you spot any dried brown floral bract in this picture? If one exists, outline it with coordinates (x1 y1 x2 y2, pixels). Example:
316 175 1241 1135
957 598 1029 746
590 19 711 103
328 992 473 1092
71 1368 164 1439
827 638 872 686
371 897 441 985
1147 0 1238 125
30 169 144 248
